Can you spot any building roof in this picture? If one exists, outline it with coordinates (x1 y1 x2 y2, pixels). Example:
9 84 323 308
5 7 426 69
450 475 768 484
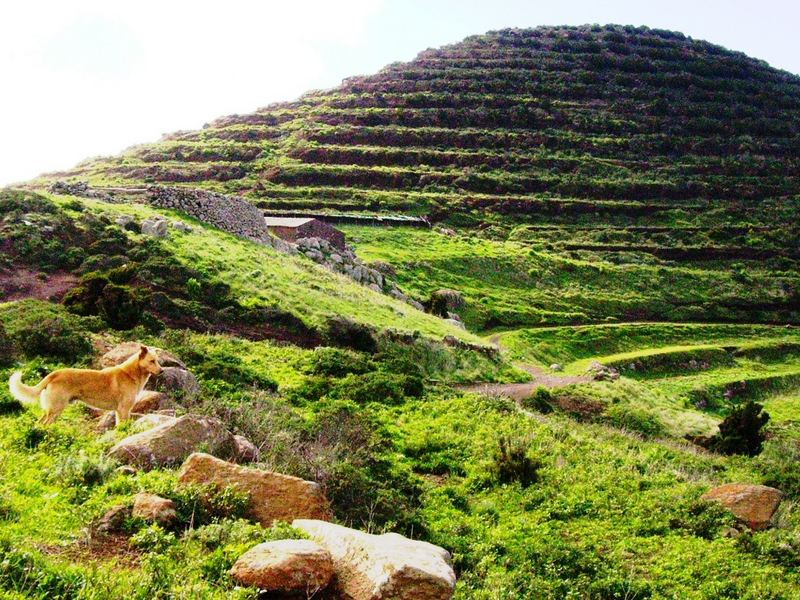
263 217 316 228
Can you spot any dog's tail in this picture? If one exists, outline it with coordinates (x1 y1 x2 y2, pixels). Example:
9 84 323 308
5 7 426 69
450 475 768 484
8 371 49 406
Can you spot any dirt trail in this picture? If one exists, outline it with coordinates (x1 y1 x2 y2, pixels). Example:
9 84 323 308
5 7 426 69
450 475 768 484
457 364 592 400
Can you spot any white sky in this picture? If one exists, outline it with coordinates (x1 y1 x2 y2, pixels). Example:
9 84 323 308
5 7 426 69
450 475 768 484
1 0 798 186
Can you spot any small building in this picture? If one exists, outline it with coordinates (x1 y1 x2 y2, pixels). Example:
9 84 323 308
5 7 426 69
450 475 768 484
264 217 346 250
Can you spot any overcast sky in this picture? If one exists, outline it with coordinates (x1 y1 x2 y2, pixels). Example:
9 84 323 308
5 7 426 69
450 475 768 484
1 0 798 186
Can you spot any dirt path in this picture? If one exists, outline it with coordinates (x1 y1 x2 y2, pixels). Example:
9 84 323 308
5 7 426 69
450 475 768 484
0 268 77 303
457 364 592 400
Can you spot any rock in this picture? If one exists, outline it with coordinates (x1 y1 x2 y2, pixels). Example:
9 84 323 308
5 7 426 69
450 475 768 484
141 217 169 238
177 453 330 526
229 539 334 594
95 411 118 433
131 391 175 414
233 435 259 463
132 413 177 431
115 215 134 227
93 504 131 535
116 465 137 476
443 318 465 330
293 519 456 600
100 343 186 370
171 220 192 232
132 492 177 525
701 484 782 530
549 364 563 372
152 366 200 400
368 283 382 293
108 415 236 470
587 361 620 381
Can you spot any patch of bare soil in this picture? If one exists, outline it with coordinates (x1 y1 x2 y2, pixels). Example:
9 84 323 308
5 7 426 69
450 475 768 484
0 268 78 302
39 533 140 569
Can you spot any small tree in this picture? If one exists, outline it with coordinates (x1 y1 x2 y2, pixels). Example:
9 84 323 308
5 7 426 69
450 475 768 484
709 401 770 456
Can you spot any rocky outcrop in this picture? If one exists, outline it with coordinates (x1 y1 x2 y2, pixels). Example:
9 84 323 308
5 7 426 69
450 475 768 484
294 236 422 307
701 484 782 530
229 540 334 594
587 361 620 381
49 180 118 202
108 415 236 470
293 519 456 600
132 492 177 526
177 453 330 526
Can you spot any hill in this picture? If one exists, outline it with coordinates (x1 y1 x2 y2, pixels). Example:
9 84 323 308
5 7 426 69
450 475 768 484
36 24 800 327
1 24 799 599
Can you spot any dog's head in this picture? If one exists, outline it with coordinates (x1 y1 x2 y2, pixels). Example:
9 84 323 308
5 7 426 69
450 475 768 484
137 345 163 375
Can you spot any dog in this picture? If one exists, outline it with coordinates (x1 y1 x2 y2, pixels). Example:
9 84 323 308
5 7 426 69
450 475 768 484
8 345 163 426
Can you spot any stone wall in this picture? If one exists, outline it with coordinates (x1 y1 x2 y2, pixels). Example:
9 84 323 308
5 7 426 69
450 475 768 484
145 186 272 244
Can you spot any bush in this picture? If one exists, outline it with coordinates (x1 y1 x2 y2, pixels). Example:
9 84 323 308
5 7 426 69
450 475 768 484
146 479 250 529
491 435 541 487
707 401 770 456
331 371 408 405
0 539 87 599
130 524 177 553
324 316 377 353
523 387 554 413
605 405 664 437
669 499 737 539
307 347 371 377
0 324 16 365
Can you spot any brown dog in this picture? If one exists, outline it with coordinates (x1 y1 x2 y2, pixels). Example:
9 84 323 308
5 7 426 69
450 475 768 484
8 345 163 426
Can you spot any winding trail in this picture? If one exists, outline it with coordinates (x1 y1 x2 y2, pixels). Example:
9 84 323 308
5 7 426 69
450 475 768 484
457 364 592 400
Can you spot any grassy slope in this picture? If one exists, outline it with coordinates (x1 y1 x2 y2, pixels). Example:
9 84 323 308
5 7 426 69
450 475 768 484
61 195 478 343
343 225 797 330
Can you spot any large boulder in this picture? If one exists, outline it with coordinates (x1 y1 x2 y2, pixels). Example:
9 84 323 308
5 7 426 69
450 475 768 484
108 415 236 470
177 453 330 526
229 539 334 594
100 342 186 370
293 519 456 600
132 492 177 526
141 217 169 238
701 484 782 530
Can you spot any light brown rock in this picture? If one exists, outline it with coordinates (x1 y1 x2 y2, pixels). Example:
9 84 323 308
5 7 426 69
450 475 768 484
177 453 330 526
701 483 782 530
131 391 175 414
293 519 456 600
229 539 334 594
108 415 235 470
132 492 177 525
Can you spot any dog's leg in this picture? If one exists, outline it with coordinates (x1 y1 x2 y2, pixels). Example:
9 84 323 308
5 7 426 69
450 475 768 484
115 396 134 427
39 389 68 425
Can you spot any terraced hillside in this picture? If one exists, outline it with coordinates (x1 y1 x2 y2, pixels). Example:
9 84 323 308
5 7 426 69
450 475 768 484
37 25 800 326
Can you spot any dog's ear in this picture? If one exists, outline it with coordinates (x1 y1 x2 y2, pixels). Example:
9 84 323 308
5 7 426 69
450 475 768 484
139 345 148 359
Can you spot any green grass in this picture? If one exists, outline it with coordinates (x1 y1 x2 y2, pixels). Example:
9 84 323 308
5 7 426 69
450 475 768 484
342 226 797 330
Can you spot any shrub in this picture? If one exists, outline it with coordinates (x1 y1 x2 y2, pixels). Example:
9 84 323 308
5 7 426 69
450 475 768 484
49 451 119 502
130 524 177 553
0 539 87 599
307 347 371 377
0 324 16 365
324 316 377 353
191 352 277 392
669 499 737 539
491 435 541 487
331 371 407 405
605 405 664 437
1 302 93 361
146 479 250 529
523 387 554 413
707 401 770 456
